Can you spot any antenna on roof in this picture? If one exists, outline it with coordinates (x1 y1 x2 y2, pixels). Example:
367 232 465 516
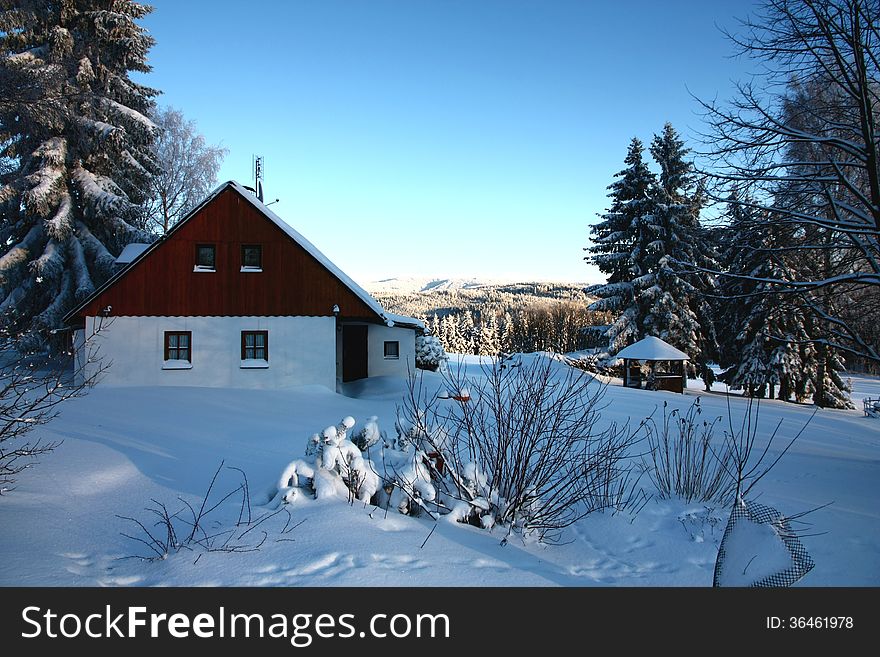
253 155 264 202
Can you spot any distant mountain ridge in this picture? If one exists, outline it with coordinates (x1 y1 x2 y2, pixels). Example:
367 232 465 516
365 276 589 296
367 277 595 322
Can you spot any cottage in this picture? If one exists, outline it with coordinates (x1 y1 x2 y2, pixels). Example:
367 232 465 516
64 181 422 390
616 336 689 394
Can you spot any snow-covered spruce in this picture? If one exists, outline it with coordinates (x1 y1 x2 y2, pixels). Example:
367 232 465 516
585 125 717 380
715 195 853 408
0 2 158 347
415 333 448 371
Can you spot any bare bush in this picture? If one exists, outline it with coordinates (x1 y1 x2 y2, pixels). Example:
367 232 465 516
118 461 298 562
400 354 644 542
643 398 736 505
0 321 107 494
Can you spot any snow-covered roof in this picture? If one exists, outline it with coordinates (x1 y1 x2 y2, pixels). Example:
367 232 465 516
114 242 150 266
65 181 423 330
383 312 425 331
615 336 689 361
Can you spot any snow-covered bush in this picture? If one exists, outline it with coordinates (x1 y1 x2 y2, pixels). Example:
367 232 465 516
351 415 382 452
374 444 437 517
314 423 380 503
269 357 653 543
415 334 447 371
399 355 644 542
270 415 438 518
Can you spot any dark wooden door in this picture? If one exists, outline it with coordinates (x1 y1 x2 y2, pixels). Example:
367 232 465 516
342 325 368 382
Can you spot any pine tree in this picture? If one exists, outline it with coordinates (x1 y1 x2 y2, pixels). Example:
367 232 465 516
442 314 462 354
429 314 442 342
458 311 476 355
477 311 500 356
716 198 819 402
587 126 717 370
517 310 531 352
585 137 657 354
0 1 158 347
500 310 514 353
643 123 717 374
718 199 779 396
813 343 853 409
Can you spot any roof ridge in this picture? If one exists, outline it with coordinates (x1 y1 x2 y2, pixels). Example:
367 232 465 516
64 181 424 330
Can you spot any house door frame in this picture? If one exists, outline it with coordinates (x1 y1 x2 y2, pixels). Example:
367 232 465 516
342 324 368 382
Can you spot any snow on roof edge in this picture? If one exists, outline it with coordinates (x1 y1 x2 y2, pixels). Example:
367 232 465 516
383 312 425 330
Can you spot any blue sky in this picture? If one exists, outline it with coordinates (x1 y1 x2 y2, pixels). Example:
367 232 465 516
137 0 759 285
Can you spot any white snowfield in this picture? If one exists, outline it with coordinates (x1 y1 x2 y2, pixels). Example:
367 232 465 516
1 355 878 587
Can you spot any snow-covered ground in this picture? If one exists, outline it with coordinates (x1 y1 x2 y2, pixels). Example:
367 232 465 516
1 355 878 586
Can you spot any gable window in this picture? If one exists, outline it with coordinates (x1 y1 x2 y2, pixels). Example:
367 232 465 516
384 340 399 359
195 244 216 271
241 244 262 271
241 330 269 368
163 331 192 369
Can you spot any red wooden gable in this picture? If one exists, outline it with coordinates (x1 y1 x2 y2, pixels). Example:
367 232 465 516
73 186 379 320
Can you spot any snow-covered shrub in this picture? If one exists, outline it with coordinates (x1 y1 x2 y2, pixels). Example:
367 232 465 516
336 416 355 441
374 445 437 517
352 415 382 452
642 398 735 505
415 334 447 371
399 354 643 542
277 458 314 495
271 415 436 517
314 423 380 503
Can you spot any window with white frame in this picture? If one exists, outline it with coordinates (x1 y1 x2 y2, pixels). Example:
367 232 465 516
163 331 192 369
241 330 268 368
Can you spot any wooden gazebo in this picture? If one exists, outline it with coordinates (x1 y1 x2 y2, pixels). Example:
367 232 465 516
616 336 689 394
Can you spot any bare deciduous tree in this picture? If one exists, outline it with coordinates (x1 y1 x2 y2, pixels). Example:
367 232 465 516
142 106 228 234
698 0 880 366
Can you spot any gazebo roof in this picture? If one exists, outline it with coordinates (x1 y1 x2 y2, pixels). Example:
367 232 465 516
615 336 690 361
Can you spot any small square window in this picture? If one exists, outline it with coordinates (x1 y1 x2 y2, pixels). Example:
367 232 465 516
164 331 192 362
384 340 399 359
241 244 262 270
195 244 215 270
241 330 268 362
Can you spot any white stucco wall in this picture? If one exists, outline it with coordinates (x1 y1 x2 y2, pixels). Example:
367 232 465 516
367 323 416 378
82 316 336 389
